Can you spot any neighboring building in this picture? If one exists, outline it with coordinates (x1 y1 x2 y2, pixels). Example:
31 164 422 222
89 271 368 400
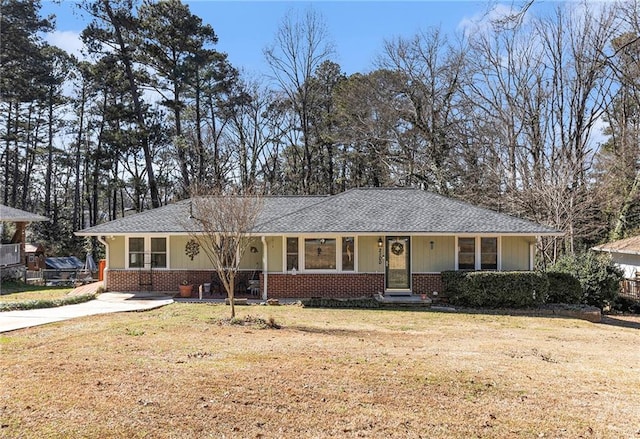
76 187 560 300
25 243 46 270
0 204 48 280
45 256 85 271
592 236 640 300
592 236 640 279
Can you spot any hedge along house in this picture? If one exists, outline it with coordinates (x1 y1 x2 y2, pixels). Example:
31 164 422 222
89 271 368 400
75 188 560 300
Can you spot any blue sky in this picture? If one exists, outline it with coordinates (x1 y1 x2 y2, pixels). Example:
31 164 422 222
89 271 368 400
41 1 533 76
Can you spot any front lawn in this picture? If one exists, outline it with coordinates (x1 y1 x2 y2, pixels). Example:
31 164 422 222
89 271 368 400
0 282 73 302
1 304 639 438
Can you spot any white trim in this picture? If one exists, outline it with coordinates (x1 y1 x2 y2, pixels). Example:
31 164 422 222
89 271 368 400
261 236 268 300
529 243 535 271
282 234 359 274
125 235 169 269
455 235 501 271
77 231 562 238
454 236 459 270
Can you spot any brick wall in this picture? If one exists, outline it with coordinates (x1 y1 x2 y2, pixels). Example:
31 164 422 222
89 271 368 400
412 274 444 298
106 269 255 297
265 273 385 298
106 269 444 300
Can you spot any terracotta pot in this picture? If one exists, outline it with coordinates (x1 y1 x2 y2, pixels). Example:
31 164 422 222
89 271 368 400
179 284 193 297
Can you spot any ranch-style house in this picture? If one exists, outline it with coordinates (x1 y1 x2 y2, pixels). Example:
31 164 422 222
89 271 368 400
76 187 560 301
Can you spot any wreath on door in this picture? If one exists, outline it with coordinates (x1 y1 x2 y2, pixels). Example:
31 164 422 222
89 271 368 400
391 241 404 256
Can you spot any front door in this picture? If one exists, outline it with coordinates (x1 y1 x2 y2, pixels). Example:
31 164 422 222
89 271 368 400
385 236 411 293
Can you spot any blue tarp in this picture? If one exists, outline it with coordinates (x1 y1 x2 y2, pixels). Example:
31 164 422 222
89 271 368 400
45 256 84 270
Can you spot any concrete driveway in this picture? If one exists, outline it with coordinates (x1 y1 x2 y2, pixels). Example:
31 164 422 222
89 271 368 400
0 291 173 333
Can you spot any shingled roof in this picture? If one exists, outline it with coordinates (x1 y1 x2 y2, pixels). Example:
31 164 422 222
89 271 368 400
0 204 48 222
592 235 640 256
76 188 559 236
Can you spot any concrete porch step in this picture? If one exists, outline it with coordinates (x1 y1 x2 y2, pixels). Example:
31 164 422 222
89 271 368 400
374 294 432 308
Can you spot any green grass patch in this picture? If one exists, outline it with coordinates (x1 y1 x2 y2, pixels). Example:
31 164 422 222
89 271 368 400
0 281 73 298
0 293 95 312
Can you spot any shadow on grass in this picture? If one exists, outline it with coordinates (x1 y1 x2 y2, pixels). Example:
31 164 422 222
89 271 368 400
600 315 640 330
291 325 377 338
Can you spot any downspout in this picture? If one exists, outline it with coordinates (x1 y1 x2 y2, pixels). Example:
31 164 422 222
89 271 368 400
261 236 268 300
98 235 109 290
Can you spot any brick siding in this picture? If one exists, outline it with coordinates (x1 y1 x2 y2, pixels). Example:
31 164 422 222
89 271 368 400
265 273 385 298
106 269 444 300
106 269 256 297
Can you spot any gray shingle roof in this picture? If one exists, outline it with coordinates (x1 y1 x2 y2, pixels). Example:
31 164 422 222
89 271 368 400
76 188 560 236
76 196 325 235
0 204 48 222
254 188 559 234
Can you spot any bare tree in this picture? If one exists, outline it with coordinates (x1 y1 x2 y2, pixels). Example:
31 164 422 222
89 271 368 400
264 7 335 193
377 28 468 193
185 187 263 318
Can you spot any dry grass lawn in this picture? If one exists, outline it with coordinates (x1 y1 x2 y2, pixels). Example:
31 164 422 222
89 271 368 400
1 303 639 438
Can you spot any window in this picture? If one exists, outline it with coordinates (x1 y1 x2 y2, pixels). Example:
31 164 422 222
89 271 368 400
150 237 167 268
129 237 145 268
286 237 298 270
481 238 497 270
305 238 336 270
128 237 167 269
458 238 475 270
342 237 355 271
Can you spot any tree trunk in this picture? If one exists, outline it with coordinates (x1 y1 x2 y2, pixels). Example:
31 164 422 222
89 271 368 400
102 0 160 209
73 82 86 230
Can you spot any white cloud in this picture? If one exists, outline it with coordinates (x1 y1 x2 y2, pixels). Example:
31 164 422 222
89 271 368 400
45 30 86 60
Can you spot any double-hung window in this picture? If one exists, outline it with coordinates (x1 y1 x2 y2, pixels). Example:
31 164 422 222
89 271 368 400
341 237 355 271
129 238 145 268
286 237 299 271
480 238 497 270
458 237 499 271
458 238 475 270
128 237 167 269
150 238 167 268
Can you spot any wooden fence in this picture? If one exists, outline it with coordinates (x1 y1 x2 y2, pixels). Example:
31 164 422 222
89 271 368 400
620 279 640 301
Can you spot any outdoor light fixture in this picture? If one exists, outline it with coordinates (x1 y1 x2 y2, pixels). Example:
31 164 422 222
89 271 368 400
430 241 435 250
250 246 258 253
377 237 383 248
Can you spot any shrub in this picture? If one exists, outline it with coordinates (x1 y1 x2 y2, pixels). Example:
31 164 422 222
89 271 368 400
441 270 469 301
447 271 548 308
612 295 640 314
546 272 582 304
548 252 623 309
301 297 380 308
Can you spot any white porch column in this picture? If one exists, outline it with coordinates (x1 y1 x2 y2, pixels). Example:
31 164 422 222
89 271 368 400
261 236 268 300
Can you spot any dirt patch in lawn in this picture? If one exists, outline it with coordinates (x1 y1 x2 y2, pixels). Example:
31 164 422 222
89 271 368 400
1 304 639 438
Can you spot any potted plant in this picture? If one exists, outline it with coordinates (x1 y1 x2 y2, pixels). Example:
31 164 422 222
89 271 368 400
179 280 193 297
